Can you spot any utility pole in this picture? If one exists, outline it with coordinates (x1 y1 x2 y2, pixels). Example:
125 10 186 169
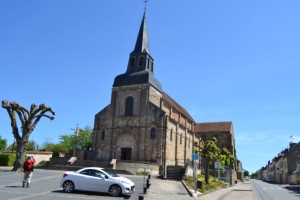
71 124 79 157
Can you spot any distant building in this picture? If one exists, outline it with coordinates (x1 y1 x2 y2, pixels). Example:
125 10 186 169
258 142 300 184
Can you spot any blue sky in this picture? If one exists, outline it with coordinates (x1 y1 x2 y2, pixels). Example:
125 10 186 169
1 1 299 174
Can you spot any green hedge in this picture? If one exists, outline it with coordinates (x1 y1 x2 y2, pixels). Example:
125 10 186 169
0 154 16 166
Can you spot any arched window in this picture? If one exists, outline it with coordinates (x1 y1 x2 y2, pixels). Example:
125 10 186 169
151 127 156 139
130 57 135 67
125 96 134 116
101 130 105 140
139 56 144 66
147 59 150 69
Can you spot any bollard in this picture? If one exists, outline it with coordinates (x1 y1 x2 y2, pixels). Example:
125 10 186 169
146 178 151 189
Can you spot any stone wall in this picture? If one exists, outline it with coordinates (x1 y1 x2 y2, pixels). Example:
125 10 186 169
116 160 160 175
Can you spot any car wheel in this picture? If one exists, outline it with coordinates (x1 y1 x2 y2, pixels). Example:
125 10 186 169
63 181 75 193
109 185 122 197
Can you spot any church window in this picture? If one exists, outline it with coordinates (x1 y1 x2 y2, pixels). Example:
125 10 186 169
130 57 136 67
151 127 156 139
125 96 134 116
170 129 173 141
180 134 182 144
139 56 144 66
101 130 105 140
151 62 154 72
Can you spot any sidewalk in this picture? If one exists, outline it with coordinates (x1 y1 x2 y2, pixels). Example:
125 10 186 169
198 182 256 200
144 176 256 200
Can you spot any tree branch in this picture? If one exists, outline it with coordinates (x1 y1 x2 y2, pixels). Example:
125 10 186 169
1 100 21 140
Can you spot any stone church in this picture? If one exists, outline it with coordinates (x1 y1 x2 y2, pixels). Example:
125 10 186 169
92 11 200 172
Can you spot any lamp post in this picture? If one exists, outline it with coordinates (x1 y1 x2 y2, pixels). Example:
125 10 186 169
71 124 79 157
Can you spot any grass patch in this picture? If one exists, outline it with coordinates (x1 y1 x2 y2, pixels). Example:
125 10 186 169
135 170 151 176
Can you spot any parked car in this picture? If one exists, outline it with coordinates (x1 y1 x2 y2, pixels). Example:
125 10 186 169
60 167 135 197
245 176 249 181
266 176 273 183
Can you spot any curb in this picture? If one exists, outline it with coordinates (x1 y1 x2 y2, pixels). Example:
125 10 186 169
181 180 200 197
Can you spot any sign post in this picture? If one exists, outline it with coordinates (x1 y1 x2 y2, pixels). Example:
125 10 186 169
192 153 199 195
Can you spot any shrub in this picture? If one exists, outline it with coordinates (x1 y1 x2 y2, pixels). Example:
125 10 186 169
135 170 151 176
0 154 16 166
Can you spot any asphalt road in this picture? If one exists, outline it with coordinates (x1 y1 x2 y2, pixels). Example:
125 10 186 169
252 179 300 200
0 168 146 200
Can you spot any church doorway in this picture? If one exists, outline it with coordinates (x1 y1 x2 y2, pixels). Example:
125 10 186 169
121 148 132 160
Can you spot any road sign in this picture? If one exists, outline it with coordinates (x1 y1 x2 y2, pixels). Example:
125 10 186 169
192 153 199 160
214 162 222 169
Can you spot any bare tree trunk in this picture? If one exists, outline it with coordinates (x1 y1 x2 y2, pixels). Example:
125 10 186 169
205 158 210 185
12 138 27 171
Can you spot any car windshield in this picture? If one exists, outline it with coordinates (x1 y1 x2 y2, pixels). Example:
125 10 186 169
103 170 119 177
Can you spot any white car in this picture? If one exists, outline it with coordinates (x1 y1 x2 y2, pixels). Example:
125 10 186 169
60 167 135 197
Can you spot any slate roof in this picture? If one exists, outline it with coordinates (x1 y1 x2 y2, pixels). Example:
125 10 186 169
194 121 232 133
132 11 150 54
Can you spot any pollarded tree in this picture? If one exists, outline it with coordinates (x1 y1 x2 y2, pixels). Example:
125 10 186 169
2 100 55 171
195 137 220 184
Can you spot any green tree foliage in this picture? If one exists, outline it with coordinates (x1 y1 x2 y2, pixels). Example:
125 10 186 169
77 126 93 150
251 172 258 179
244 170 250 177
7 140 37 151
0 135 7 150
41 141 55 151
219 148 235 167
25 140 37 151
59 125 93 153
40 141 68 157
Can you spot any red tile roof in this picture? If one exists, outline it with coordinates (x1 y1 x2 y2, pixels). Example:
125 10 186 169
194 121 232 133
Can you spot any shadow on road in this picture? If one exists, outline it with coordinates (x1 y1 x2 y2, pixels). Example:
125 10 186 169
5 186 22 188
284 185 300 196
51 190 133 199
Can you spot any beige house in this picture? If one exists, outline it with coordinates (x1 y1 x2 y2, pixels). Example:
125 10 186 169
92 12 200 176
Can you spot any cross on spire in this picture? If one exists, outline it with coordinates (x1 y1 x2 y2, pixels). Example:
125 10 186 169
144 0 149 11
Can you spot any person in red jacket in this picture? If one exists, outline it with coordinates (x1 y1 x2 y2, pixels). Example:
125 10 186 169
22 156 36 188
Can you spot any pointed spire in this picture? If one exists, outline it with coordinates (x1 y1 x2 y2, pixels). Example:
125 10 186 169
132 11 150 54
113 9 162 92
